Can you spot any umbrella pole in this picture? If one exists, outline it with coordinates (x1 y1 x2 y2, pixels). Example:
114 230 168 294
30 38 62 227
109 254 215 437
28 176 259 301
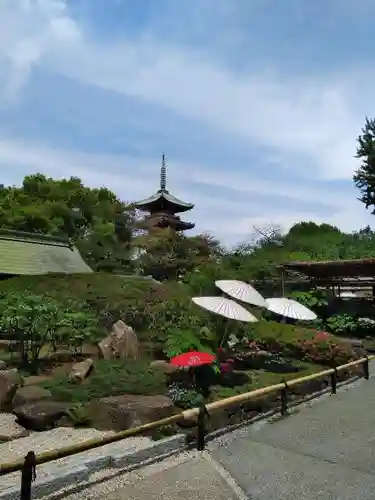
219 321 228 348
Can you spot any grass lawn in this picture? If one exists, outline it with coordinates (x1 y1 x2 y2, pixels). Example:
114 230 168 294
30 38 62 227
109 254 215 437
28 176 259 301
211 361 325 400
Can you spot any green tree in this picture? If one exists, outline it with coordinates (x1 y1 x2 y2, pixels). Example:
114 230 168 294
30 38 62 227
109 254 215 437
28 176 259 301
0 174 135 272
133 231 221 280
0 291 100 373
354 117 375 213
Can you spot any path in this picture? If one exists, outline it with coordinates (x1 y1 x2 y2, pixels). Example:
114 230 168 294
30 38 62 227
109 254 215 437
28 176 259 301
47 365 375 500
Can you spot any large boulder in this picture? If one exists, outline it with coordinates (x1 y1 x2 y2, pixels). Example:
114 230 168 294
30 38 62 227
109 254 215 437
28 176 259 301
68 358 94 383
149 360 180 375
13 401 70 431
12 386 52 408
0 369 23 410
98 320 139 361
86 394 178 432
0 412 28 441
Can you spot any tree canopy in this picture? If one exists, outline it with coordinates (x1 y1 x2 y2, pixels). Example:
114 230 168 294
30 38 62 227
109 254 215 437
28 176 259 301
354 117 375 213
0 174 135 273
1 171 375 284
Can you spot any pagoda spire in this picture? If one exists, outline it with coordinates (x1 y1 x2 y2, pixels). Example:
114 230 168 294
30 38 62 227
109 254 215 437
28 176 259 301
160 153 167 191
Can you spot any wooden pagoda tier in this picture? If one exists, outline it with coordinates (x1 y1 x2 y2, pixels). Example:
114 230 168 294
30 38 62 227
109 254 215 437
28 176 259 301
134 155 195 232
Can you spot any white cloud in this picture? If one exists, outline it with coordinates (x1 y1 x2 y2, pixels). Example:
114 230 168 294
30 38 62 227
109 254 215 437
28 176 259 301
43 37 367 181
0 1 368 182
0 1 373 244
0 139 372 244
0 0 80 99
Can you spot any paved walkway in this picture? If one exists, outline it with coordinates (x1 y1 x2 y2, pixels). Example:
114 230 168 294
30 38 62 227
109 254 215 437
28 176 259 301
58 367 375 500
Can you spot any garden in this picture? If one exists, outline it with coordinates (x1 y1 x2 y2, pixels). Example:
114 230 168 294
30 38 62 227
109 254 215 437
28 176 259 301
0 170 375 440
0 273 364 440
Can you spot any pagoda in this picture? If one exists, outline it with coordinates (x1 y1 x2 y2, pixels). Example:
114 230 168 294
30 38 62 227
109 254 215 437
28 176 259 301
135 155 195 233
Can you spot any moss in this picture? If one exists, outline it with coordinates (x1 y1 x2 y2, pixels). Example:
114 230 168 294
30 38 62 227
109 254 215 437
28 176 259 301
40 359 166 403
211 361 324 400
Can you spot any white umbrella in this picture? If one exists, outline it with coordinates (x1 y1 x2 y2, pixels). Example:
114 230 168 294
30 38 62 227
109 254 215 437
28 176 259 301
192 296 258 323
215 280 267 308
339 291 356 298
265 297 317 321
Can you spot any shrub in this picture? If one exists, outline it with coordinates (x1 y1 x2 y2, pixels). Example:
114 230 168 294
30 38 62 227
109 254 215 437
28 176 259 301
41 359 166 402
167 383 204 409
0 291 100 373
297 337 356 366
247 320 356 366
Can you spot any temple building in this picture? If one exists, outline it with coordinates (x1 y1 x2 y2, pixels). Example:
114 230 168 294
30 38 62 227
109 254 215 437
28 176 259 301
135 155 195 233
0 229 92 279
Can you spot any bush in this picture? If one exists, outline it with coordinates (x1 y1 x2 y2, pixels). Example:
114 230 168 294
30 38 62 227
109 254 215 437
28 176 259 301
0 274 357 369
167 383 204 409
0 274 210 345
0 290 100 373
247 320 356 366
41 359 166 402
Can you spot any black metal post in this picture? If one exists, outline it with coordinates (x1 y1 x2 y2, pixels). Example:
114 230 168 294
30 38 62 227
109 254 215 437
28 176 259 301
20 451 36 500
281 382 288 417
363 356 370 380
196 405 209 451
330 368 337 394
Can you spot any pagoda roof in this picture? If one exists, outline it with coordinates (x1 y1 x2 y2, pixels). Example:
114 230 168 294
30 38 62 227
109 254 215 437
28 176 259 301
135 189 194 213
0 229 92 275
135 155 194 213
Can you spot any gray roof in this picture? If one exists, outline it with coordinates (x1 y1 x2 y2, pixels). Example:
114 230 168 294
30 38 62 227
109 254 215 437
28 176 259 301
135 190 194 213
0 229 92 275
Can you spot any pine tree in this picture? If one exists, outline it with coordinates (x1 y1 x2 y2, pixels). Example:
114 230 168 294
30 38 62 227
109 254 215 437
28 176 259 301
354 117 375 213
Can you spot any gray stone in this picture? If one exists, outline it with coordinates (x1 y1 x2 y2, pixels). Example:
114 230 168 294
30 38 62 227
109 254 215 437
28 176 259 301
0 369 22 410
86 394 177 431
12 386 52 408
98 320 139 360
68 358 94 383
13 401 70 431
0 412 28 441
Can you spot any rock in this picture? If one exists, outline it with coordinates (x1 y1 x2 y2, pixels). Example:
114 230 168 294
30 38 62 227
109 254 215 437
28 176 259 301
98 320 139 360
149 360 179 375
86 394 178 432
12 386 52 408
68 358 94 383
0 360 6 370
0 412 28 441
0 369 23 410
97 337 112 360
13 401 70 431
290 378 327 396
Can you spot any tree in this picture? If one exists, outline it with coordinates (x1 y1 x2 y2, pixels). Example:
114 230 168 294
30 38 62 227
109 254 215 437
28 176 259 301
0 291 100 373
354 117 375 213
0 174 135 272
132 231 221 281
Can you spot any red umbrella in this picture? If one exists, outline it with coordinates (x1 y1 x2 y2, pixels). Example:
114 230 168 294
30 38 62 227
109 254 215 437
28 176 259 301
170 351 216 368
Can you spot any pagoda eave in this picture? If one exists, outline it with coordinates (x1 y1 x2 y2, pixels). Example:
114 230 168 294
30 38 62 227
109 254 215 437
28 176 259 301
175 221 195 231
135 191 194 214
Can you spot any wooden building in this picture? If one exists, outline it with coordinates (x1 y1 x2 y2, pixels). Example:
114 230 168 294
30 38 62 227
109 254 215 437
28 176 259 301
0 229 92 279
135 155 195 233
279 258 375 298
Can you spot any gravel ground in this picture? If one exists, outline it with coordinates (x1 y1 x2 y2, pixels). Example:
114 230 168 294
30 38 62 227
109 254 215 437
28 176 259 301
0 427 153 491
0 427 116 464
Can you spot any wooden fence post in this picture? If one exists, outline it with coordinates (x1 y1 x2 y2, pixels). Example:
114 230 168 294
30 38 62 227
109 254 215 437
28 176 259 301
20 451 36 500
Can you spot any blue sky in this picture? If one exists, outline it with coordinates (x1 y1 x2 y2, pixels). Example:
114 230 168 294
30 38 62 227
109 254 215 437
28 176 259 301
1 0 375 244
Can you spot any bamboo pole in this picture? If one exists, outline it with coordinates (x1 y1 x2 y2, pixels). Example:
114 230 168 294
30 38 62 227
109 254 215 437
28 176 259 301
286 369 334 388
336 357 371 372
1 354 373 475
0 413 184 475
